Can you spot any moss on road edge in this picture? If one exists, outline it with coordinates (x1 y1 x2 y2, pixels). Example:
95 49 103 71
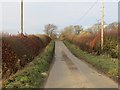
3 41 55 88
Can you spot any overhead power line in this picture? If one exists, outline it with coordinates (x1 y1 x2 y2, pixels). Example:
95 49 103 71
59 0 99 28
73 0 99 24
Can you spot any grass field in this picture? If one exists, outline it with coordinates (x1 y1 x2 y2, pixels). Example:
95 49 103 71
64 40 118 82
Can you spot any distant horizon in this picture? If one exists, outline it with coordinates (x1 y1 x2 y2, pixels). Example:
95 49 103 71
2 21 118 35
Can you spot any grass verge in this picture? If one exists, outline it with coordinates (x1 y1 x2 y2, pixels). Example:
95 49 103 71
64 40 118 82
3 41 55 88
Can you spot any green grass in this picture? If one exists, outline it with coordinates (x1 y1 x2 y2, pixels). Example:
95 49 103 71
3 41 55 88
64 40 118 81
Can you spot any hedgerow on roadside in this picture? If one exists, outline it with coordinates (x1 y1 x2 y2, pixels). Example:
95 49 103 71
3 41 55 88
2 33 51 79
61 23 118 58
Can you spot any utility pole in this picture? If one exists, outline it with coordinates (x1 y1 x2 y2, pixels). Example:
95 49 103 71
20 0 23 35
101 0 104 50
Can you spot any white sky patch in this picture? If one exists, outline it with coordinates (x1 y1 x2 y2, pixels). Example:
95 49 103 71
0 0 119 2
1 1 118 34
0 3 2 32
2 2 20 34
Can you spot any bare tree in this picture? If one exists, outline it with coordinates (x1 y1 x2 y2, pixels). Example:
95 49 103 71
86 21 106 33
105 22 118 31
74 25 83 35
44 24 57 37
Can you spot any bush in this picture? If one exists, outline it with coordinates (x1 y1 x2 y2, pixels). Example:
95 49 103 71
2 41 18 79
36 34 51 46
63 29 118 58
2 33 51 79
3 41 55 88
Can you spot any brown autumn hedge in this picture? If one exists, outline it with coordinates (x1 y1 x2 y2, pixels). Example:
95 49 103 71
64 29 118 58
2 33 51 79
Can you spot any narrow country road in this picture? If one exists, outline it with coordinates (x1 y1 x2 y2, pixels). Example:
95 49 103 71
45 41 118 88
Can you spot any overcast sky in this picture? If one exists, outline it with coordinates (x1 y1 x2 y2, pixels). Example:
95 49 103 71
0 0 119 34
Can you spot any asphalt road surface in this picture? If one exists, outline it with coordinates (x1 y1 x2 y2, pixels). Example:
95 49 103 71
45 41 118 88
